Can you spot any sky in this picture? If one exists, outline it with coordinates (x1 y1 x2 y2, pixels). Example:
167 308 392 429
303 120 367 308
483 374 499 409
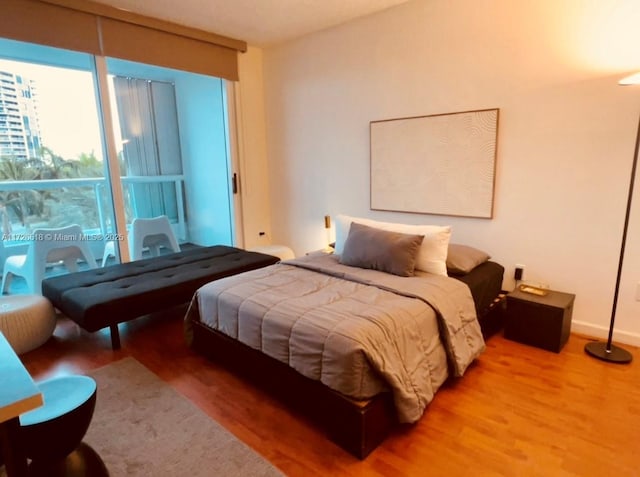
0 58 105 161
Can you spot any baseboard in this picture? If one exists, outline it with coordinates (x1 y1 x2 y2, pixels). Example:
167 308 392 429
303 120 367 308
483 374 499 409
571 320 640 347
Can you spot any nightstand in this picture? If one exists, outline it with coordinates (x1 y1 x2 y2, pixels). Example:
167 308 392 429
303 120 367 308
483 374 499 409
504 288 575 352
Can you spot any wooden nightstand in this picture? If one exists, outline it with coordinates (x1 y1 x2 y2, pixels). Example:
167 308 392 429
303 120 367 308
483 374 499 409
504 288 575 352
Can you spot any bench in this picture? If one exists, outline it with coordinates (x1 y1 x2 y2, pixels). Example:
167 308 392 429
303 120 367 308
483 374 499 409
42 245 279 349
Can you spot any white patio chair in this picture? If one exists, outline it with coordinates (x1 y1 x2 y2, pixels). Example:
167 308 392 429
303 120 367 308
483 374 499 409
101 240 116 267
129 215 180 261
1 224 98 295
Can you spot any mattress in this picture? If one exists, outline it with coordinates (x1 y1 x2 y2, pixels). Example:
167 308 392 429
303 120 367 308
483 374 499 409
453 261 504 317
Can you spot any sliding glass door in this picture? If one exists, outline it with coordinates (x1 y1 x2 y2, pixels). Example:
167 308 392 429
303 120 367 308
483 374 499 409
0 37 235 290
105 58 235 263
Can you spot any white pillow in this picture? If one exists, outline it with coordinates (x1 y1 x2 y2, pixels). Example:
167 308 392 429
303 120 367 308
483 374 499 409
335 214 451 276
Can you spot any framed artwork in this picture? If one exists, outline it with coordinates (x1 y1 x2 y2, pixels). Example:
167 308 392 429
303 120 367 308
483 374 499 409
370 108 499 219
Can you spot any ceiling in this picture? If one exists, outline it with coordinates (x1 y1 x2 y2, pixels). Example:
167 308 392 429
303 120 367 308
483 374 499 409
93 0 411 47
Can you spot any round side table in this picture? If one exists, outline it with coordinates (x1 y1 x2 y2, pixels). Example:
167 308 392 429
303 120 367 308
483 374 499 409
0 295 56 354
19 375 109 477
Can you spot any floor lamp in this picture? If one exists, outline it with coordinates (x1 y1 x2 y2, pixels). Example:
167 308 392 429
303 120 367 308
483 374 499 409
584 73 640 364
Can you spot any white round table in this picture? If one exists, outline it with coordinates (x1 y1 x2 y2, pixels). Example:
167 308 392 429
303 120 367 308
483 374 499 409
0 295 56 354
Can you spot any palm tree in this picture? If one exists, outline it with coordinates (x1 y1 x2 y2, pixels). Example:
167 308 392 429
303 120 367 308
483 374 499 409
43 150 105 227
0 155 46 227
38 146 78 179
0 148 109 232
75 151 105 178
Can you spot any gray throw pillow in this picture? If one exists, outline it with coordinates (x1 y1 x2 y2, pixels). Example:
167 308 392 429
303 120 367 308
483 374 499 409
339 222 424 277
446 243 491 275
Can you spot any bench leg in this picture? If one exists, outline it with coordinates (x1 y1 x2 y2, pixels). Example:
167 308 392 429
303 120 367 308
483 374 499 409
109 324 121 350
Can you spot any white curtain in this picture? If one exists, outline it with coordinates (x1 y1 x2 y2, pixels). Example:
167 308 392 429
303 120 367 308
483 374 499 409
113 76 182 221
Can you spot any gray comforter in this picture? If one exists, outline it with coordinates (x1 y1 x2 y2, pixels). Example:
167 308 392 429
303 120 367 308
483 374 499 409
186 253 485 423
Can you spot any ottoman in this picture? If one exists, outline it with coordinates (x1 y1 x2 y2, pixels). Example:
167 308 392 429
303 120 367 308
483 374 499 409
0 295 56 354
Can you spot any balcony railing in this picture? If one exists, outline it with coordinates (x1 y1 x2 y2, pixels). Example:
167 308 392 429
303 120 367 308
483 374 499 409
0 174 186 253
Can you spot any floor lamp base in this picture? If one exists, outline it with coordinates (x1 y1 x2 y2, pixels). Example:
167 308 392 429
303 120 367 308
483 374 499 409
584 341 633 364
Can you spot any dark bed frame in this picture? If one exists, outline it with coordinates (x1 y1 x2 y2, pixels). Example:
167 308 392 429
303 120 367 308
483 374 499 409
189 319 396 458
187 295 505 459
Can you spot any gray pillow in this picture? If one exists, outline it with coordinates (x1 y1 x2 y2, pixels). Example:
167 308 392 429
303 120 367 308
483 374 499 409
446 243 491 275
339 222 424 277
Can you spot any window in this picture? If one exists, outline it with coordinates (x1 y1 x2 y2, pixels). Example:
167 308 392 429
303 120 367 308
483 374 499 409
0 37 235 291
0 48 115 268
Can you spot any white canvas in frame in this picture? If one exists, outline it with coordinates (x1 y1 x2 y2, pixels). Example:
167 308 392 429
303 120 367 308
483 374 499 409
370 108 499 219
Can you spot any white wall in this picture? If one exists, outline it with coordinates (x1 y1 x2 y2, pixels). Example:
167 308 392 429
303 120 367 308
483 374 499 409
260 0 640 345
235 46 273 249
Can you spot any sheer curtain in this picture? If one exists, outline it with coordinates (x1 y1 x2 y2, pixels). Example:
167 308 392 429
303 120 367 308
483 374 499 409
112 76 182 222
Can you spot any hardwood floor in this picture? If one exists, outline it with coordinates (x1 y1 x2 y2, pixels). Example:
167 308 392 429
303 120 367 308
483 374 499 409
18 309 640 477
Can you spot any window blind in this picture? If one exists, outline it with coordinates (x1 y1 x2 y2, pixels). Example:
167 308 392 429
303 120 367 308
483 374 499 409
1 0 101 56
0 0 246 80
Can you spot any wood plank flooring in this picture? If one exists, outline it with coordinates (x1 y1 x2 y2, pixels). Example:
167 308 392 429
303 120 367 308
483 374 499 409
17 309 640 476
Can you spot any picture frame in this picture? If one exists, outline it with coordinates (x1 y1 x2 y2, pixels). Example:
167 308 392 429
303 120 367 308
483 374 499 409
370 108 499 219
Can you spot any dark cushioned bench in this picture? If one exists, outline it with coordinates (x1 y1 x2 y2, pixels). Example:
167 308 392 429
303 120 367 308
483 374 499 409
41 245 279 349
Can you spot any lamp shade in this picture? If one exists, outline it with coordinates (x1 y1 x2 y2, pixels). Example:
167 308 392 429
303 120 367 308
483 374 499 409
619 72 640 85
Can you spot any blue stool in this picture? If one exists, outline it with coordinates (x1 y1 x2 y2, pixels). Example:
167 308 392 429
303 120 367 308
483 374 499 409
19 375 108 476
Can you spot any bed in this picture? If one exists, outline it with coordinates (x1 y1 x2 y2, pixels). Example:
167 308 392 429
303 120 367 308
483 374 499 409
185 218 504 458
452 260 506 337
